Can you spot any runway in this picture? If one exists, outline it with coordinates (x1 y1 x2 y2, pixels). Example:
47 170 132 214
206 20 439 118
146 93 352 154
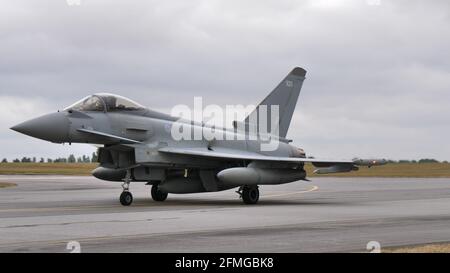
0 175 450 252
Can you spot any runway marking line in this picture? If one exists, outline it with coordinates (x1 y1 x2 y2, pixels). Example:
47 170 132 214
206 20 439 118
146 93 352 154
264 185 319 198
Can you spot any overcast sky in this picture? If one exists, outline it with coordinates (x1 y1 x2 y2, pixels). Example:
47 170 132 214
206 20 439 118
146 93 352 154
1 0 449 161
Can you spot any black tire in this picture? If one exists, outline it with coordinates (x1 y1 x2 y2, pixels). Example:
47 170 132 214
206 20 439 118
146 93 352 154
120 191 133 206
151 185 168 201
242 186 259 204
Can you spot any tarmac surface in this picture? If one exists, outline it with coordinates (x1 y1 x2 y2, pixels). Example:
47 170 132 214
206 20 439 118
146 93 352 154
0 175 449 252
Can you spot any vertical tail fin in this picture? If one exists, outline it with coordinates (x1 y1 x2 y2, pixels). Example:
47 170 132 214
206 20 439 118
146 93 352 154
244 67 307 138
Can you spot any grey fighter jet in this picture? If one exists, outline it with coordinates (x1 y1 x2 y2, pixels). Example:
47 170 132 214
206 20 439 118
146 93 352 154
11 67 386 205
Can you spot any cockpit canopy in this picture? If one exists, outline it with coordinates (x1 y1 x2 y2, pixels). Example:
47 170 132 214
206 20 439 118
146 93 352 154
64 93 145 112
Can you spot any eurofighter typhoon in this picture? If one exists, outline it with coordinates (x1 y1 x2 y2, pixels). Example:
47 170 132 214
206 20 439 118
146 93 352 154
11 67 386 205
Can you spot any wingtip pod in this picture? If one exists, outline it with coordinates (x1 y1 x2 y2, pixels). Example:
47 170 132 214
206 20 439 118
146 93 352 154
353 158 388 167
291 67 307 77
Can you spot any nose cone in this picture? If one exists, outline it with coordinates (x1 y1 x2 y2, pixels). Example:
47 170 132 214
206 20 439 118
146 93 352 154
11 112 70 143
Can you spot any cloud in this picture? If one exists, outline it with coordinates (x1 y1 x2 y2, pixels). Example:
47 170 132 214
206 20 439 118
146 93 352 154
0 0 449 160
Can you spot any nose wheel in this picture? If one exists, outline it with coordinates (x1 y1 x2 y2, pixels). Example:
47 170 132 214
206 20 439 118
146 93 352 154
120 191 133 206
120 170 133 206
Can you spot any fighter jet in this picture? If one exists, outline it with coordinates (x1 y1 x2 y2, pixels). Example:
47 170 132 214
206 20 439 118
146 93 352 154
11 67 386 205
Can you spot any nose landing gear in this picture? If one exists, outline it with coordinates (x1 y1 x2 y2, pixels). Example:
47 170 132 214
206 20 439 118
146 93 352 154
120 170 133 206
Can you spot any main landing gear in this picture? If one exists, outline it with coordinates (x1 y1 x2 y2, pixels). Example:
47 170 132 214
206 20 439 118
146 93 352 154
237 185 259 204
151 184 168 202
120 170 133 206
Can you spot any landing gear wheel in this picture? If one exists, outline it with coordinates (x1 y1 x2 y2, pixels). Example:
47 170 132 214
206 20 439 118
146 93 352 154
151 185 168 202
120 191 133 206
242 186 259 204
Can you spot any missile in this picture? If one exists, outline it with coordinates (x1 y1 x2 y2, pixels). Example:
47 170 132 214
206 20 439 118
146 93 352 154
314 159 386 174
217 167 306 186
353 158 387 167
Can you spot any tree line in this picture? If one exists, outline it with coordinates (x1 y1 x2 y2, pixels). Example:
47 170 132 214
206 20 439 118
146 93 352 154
1 152 98 163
